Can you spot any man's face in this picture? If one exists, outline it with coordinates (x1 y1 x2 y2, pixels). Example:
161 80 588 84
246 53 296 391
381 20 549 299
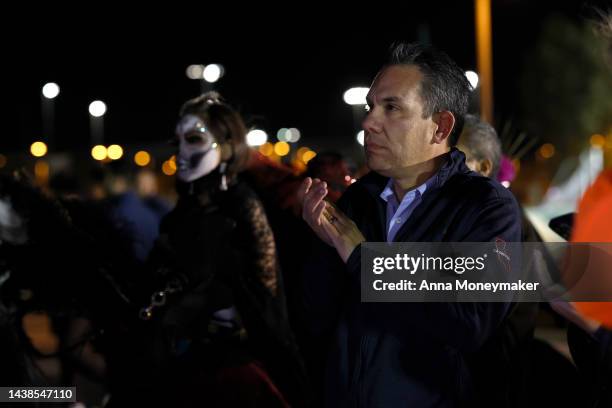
362 65 442 177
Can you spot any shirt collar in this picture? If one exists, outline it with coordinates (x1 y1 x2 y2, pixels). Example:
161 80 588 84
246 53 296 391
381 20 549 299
379 173 436 204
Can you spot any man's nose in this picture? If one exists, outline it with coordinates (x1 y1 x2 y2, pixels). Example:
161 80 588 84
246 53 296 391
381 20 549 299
362 110 381 134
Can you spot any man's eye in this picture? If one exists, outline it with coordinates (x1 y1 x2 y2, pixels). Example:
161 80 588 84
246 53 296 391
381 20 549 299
385 104 398 112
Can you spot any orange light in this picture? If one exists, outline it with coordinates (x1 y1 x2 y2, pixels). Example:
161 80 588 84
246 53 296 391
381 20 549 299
302 150 317 163
606 134 612 149
134 150 151 166
475 0 493 122
297 147 310 158
591 134 606 148
162 160 176 176
34 160 49 184
259 142 274 156
274 141 290 157
539 143 555 159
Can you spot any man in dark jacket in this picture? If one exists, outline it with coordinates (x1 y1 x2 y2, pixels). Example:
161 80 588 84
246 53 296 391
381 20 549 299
299 42 521 407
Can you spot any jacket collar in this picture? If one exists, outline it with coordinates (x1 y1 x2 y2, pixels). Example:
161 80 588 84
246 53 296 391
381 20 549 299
359 148 470 199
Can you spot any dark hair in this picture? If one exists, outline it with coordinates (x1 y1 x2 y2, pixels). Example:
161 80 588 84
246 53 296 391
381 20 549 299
179 91 249 178
459 114 502 177
387 42 471 146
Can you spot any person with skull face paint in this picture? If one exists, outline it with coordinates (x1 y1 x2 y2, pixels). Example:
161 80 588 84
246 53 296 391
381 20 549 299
136 92 309 407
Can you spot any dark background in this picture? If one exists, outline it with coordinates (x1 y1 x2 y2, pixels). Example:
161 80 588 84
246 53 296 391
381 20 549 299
2 0 609 155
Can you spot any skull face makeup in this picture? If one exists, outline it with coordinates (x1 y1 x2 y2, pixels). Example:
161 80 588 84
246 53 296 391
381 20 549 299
0 196 28 245
175 114 222 182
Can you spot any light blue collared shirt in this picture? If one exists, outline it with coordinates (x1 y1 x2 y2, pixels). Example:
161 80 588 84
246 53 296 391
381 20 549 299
379 176 436 242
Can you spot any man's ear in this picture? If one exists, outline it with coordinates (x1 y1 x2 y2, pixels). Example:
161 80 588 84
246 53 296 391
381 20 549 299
432 111 456 144
480 159 493 178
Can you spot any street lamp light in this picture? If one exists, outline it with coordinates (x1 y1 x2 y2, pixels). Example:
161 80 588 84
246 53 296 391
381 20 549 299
465 71 479 89
30 141 48 158
91 145 107 161
89 100 107 148
89 101 107 117
278 128 301 143
246 129 268 146
186 65 205 80
203 64 224 83
343 87 369 105
107 144 124 160
42 83 60 99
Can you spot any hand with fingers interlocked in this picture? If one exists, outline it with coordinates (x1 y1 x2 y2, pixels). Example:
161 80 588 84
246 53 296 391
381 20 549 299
298 177 365 263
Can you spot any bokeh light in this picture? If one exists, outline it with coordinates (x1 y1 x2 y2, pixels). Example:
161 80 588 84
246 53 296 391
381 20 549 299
89 100 107 117
42 83 60 99
30 141 47 158
274 141 290 156
91 145 107 161
107 144 123 160
134 150 151 166
539 143 555 159
246 129 268 146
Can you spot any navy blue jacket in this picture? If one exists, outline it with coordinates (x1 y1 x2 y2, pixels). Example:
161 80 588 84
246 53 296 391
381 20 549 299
303 149 522 407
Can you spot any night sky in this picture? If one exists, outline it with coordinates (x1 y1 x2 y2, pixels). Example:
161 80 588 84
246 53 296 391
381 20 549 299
2 0 608 159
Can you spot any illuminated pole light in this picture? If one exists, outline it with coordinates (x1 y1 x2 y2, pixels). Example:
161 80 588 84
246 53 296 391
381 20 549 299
475 0 493 122
465 71 479 89
356 130 365 146
42 83 60 99
246 129 268 146
34 160 50 184
30 141 48 157
89 100 107 117
107 144 123 160
203 64 223 83
134 150 151 166
91 145 107 161
343 87 369 105
186 64 205 80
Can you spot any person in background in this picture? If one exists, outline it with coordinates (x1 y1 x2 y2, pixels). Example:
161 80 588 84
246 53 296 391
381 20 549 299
125 92 308 407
